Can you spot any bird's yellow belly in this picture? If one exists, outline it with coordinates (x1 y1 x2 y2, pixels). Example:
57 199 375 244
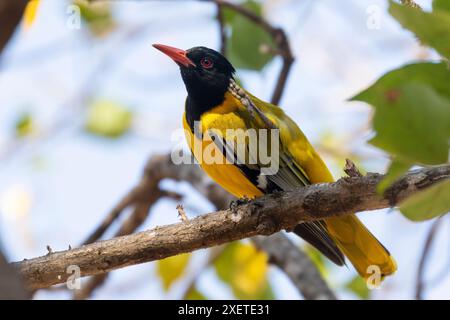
183 114 262 199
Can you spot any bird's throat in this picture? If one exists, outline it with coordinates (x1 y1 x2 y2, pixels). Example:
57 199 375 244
184 83 229 131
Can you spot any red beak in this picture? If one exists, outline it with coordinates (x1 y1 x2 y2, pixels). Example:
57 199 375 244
152 44 196 68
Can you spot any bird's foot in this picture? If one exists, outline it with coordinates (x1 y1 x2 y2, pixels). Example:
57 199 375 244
229 196 251 211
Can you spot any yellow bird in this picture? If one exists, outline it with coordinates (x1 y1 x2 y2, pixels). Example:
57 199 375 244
153 44 396 280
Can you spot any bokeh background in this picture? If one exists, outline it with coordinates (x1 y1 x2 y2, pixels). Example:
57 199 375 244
0 0 448 299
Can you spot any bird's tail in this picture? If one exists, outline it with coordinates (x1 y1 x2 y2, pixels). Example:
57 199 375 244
325 215 397 280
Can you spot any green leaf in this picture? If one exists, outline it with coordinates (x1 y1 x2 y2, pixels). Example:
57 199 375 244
400 179 450 221
185 286 207 300
369 83 450 165
156 253 191 291
223 0 276 70
85 100 133 138
433 0 450 13
352 62 450 102
15 112 34 138
214 242 274 299
389 1 450 60
352 63 450 165
377 159 412 193
345 275 371 300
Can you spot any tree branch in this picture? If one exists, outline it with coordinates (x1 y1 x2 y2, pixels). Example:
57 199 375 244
0 250 30 299
252 234 336 300
216 2 227 55
12 163 449 290
78 154 335 299
74 200 155 299
149 157 334 300
212 0 294 105
0 0 28 54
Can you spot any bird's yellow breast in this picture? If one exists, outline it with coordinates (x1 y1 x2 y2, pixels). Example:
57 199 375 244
183 93 262 198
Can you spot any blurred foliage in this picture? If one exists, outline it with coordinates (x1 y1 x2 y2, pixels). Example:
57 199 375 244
85 100 133 138
345 275 370 300
156 253 191 291
223 0 276 70
74 0 115 36
14 112 34 138
433 0 450 12
352 1 450 221
304 245 329 279
214 242 273 299
185 286 207 300
23 0 40 29
400 179 450 221
317 131 366 175
0 183 33 221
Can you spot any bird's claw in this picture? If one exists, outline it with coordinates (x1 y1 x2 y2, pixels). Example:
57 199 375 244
229 196 251 211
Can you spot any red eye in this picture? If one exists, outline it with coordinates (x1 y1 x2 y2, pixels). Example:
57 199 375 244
200 57 213 69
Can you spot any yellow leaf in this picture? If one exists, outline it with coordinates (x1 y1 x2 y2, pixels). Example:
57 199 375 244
23 0 40 29
157 253 191 291
233 244 268 296
214 242 273 299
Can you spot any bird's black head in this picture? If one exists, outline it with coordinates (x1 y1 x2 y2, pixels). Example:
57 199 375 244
153 44 235 115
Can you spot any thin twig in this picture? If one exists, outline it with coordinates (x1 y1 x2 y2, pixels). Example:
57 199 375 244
212 0 294 105
177 204 189 222
74 188 182 299
427 217 450 287
82 161 182 245
216 2 227 55
344 159 363 178
415 218 442 300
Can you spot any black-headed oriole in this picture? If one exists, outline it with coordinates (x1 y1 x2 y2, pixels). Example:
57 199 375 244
153 44 396 280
